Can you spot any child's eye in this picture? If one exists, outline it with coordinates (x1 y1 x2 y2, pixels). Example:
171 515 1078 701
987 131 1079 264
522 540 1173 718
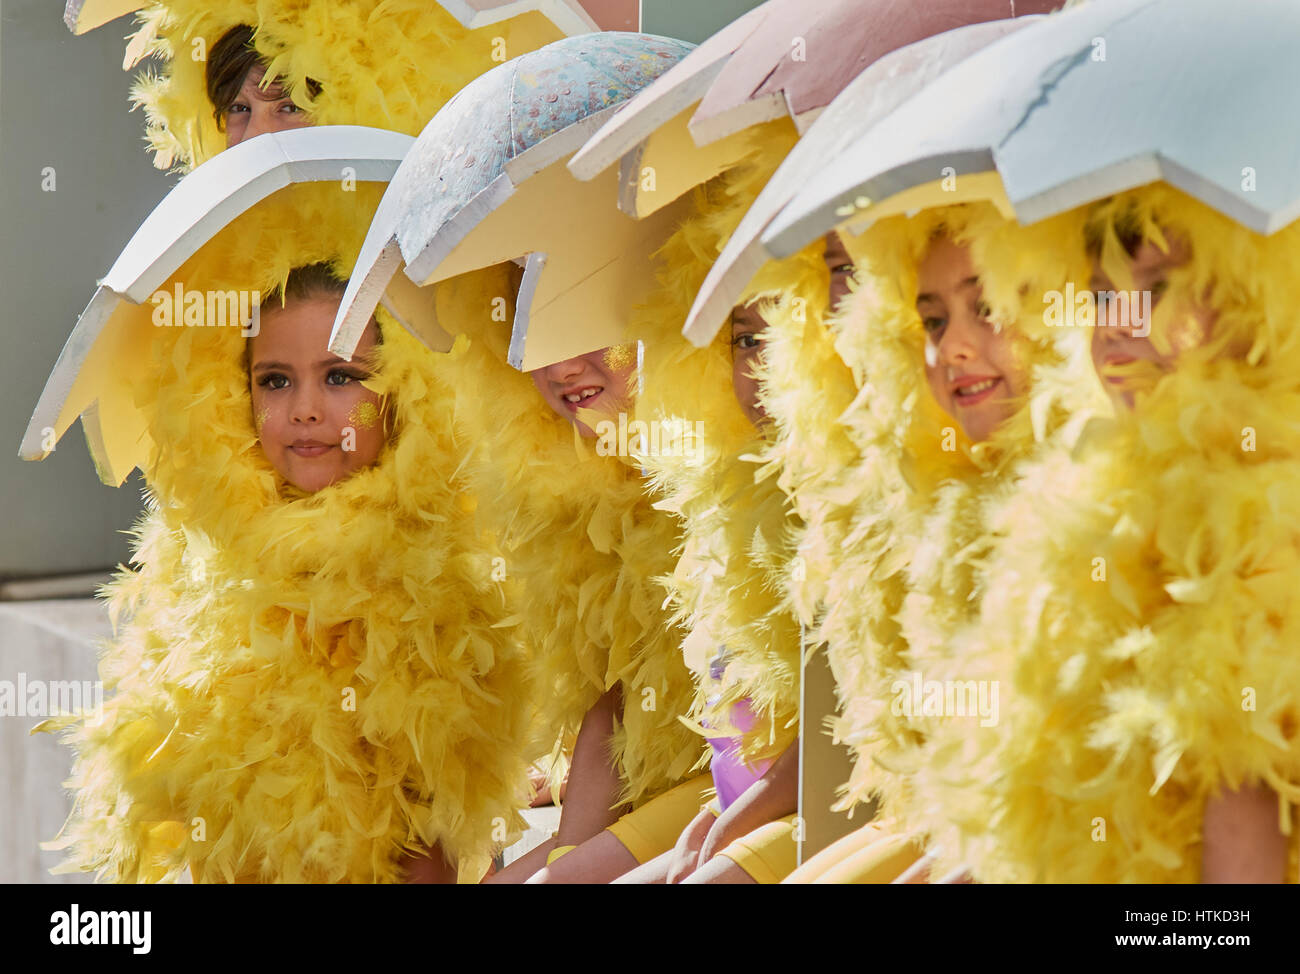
974 299 992 320
279 101 303 114
732 333 762 351
326 368 363 386
257 372 288 390
922 316 947 336
226 103 250 115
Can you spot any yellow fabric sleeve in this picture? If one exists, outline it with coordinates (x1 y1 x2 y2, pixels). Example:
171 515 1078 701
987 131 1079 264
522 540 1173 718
605 774 714 864
715 815 799 885
546 845 577 866
783 824 923 885
810 832 925 884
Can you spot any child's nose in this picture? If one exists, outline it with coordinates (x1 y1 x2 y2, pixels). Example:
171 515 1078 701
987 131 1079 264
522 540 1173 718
939 313 980 364
546 357 585 382
290 388 323 424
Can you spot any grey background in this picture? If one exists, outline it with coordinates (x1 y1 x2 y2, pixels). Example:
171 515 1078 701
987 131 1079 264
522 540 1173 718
2 0 167 581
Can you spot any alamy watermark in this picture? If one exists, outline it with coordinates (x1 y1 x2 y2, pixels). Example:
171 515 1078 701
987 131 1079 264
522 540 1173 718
1 673 103 722
1043 283 1151 337
891 670 999 727
50 905 150 953
595 414 705 459
151 284 261 337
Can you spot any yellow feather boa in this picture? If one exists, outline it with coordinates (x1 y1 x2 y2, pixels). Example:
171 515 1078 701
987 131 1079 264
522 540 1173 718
40 3 579 880
635 125 811 765
38 155 546 879
123 0 567 171
762 201 1098 825
44 305 532 882
913 185 1300 882
435 266 703 807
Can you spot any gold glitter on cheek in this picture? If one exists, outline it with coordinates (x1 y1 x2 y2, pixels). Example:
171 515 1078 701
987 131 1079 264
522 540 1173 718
254 407 270 433
1167 304 1210 357
602 343 636 374
1006 331 1032 377
348 400 380 430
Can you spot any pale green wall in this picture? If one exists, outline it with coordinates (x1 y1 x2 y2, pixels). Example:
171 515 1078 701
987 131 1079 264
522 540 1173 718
641 0 767 42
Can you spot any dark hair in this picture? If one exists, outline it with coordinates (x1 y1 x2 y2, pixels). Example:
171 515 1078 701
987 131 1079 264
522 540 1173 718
205 25 322 130
268 263 381 340
273 262 347 305
245 263 381 371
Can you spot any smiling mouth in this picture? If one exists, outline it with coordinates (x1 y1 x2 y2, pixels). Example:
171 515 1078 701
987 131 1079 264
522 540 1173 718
951 376 1001 407
562 386 603 412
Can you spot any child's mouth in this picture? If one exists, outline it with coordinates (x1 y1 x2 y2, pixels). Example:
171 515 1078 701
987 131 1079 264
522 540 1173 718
951 376 1001 407
290 440 334 457
562 386 603 412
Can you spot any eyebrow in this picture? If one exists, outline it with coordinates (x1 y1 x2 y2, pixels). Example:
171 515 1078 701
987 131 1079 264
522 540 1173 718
916 276 980 304
251 359 354 372
242 77 293 102
731 304 766 323
243 89 293 103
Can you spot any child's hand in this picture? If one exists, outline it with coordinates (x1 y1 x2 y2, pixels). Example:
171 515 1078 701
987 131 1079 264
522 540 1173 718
666 807 715 884
1202 783 1287 883
696 812 733 867
528 766 568 807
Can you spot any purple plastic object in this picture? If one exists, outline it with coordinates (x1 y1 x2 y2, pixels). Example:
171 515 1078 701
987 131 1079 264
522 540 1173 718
706 699 774 811
704 647 773 810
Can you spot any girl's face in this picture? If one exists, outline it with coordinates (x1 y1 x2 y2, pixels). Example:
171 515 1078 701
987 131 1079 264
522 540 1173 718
730 302 769 429
1089 234 1219 409
249 294 384 492
224 65 312 148
529 347 636 438
823 232 856 312
916 235 1028 444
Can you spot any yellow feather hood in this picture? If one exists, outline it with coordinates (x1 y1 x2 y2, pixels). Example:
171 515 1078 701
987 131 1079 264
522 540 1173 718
635 123 810 764
912 185 1300 882
45 295 533 881
434 265 704 807
764 201 1099 818
123 0 568 171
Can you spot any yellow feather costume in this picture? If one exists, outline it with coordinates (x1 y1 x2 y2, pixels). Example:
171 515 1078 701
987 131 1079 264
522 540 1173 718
632 124 816 767
44 207 533 881
121 0 569 171
918 185 1300 882
431 266 704 807
763 201 1098 835
41 1 575 882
